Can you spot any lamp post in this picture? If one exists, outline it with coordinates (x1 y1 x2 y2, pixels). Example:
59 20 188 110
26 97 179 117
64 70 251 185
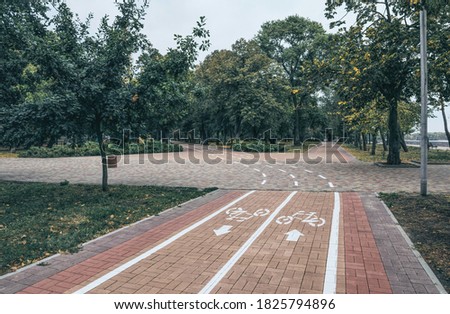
420 2 428 196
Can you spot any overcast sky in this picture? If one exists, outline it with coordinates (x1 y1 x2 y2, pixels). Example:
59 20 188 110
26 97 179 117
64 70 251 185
63 0 448 133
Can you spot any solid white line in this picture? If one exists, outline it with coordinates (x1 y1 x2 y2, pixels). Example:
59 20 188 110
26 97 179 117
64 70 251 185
199 191 298 294
290 174 296 179
323 192 341 294
73 190 256 294
328 182 334 188
319 175 327 180
278 169 287 173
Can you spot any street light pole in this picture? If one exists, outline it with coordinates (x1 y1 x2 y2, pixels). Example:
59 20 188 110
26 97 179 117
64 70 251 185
420 3 428 196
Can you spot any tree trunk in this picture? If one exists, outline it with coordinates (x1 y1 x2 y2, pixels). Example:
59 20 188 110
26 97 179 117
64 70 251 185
95 120 108 192
441 101 450 147
294 107 300 145
371 132 377 156
380 129 387 151
362 133 367 151
399 128 408 152
387 100 401 165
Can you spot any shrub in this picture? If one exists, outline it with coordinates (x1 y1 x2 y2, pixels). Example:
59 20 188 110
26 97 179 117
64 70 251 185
232 142 288 152
18 141 182 158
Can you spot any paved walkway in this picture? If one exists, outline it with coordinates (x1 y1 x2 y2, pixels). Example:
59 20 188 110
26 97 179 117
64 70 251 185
0 144 449 192
0 144 447 294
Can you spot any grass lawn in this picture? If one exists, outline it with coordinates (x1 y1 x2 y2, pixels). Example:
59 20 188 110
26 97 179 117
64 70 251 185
379 193 450 293
0 181 216 276
343 144 450 164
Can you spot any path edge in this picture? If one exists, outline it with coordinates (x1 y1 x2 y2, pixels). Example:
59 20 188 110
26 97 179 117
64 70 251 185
376 193 447 294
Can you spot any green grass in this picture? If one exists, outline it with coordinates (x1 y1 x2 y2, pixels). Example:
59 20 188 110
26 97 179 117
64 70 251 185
343 144 450 164
379 193 450 293
0 182 216 275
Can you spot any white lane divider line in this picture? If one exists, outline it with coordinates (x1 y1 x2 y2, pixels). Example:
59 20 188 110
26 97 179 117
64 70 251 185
323 192 341 294
305 170 313 174
199 191 298 294
328 182 334 188
289 174 296 179
290 166 297 169
294 181 299 187
319 175 327 180
267 165 273 169
278 169 287 173
262 173 267 178
254 168 261 172
73 191 256 294
261 180 267 185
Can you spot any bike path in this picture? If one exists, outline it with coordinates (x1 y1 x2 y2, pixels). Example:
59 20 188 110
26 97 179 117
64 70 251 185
1 190 443 294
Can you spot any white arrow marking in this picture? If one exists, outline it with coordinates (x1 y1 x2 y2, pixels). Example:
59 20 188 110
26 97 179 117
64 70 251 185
214 225 233 236
285 230 304 242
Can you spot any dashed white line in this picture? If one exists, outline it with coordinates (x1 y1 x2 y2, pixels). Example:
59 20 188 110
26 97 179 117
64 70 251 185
262 173 267 178
290 166 297 169
319 175 327 180
73 191 256 294
267 165 273 169
305 170 313 174
278 169 287 173
289 174 296 179
323 192 341 294
294 181 299 187
199 191 298 294
261 180 267 185
328 182 334 188
254 168 261 172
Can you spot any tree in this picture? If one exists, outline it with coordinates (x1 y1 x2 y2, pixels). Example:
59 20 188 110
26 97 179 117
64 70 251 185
326 1 421 164
428 8 450 146
257 15 328 144
75 0 149 191
136 16 211 139
193 39 290 141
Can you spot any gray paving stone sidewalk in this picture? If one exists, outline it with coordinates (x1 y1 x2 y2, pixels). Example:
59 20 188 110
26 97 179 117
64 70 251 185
0 145 448 193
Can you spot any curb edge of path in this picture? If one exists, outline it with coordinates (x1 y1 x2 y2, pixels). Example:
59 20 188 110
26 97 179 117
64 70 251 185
375 193 447 294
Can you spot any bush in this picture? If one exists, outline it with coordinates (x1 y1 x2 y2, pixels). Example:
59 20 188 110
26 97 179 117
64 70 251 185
18 141 182 158
232 142 288 152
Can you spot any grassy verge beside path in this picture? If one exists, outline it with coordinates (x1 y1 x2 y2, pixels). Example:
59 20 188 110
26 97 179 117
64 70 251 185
343 144 450 164
0 181 216 276
379 193 450 293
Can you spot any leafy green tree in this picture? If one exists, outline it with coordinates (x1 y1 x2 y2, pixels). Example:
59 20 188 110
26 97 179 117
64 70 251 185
326 1 421 164
428 8 450 146
136 17 210 139
193 39 290 141
257 15 328 144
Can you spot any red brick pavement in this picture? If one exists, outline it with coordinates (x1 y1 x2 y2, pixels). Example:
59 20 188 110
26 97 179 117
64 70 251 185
3 190 442 294
342 193 392 294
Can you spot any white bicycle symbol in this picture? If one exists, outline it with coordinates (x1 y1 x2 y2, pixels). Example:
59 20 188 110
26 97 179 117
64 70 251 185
276 211 325 227
226 207 270 222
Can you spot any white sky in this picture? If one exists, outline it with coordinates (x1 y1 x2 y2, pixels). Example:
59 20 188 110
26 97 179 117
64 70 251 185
63 0 448 133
